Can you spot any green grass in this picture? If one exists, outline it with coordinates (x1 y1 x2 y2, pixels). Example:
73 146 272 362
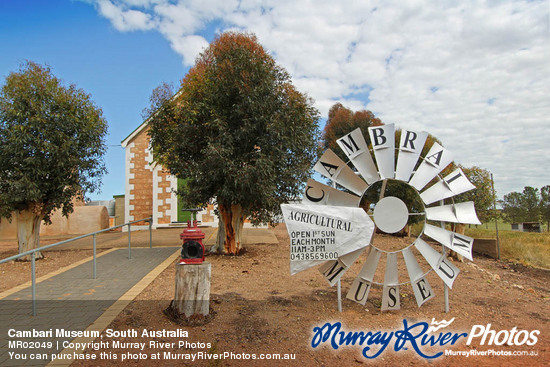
482 218 549 232
476 219 513 231
465 226 550 269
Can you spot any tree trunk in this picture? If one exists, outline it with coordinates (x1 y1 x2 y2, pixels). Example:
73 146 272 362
16 209 43 261
217 203 245 255
212 216 226 254
170 262 211 318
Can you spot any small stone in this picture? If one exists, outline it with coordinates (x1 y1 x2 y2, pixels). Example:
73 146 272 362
512 284 524 290
492 274 500 281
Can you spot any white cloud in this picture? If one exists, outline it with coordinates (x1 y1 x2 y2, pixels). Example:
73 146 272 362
96 0 155 31
170 35 209 66
88 0 550 196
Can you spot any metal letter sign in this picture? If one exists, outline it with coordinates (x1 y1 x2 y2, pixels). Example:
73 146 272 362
282 126 480 311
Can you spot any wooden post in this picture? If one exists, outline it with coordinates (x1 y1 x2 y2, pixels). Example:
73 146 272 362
491 173 501 259
171 262 211 318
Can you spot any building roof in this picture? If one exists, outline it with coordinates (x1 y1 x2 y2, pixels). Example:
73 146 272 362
121 89 182 148
121 118 149 148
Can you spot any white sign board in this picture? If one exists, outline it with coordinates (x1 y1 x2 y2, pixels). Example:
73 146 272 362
281 204 375 275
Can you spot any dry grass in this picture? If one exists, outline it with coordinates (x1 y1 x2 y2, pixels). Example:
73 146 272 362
465 227 550 269
408 222 550 269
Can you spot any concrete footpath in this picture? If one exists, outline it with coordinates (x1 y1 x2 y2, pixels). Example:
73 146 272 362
0 226 276 251
0 227 278 367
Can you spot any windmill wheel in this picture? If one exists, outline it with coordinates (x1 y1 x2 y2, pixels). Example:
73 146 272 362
282 124 480 311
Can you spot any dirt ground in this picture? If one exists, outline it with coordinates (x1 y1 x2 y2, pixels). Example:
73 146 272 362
2 225 549 366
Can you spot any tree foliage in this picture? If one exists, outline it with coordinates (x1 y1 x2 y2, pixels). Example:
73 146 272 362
501 186 547 226
521 186 540 220
540 185 550 231
0 61 108 257
500 191 524 223
322 103 382 162
454 166 495 223
147 32 320 254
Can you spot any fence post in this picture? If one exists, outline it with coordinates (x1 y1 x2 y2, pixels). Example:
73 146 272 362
149 218 153 249
128 223 131 259
31 252 36 316
440 199 449 313
93 234 97 279
491 173 501 259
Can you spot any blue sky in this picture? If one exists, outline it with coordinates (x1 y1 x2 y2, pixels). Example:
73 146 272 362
0 0 186 199
1 0 549 201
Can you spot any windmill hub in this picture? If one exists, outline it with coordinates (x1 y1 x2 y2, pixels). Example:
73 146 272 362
373 196 409 234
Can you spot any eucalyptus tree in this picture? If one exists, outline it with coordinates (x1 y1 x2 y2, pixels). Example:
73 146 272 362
0 61 107 259
147 32 320 254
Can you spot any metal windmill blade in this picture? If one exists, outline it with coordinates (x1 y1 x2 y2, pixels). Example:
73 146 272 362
415 237 460 289
409 142 453 191
423 224 475 261
425 201 481 224
302 179 361 207
402 248 434 307
284 123 480 312
313 149 368 196
368 123 395 179
336 128 380 184
395 129 428 182
420 168 476 205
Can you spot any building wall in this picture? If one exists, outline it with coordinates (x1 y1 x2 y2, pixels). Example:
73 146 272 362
114 195 125 226
122 122 220 229
125 127 153 228
0 206 109 240
201 204 216 223
157 167 172 224
152 165 178 226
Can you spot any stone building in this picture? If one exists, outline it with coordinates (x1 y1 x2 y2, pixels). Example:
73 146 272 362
121 120 216 230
